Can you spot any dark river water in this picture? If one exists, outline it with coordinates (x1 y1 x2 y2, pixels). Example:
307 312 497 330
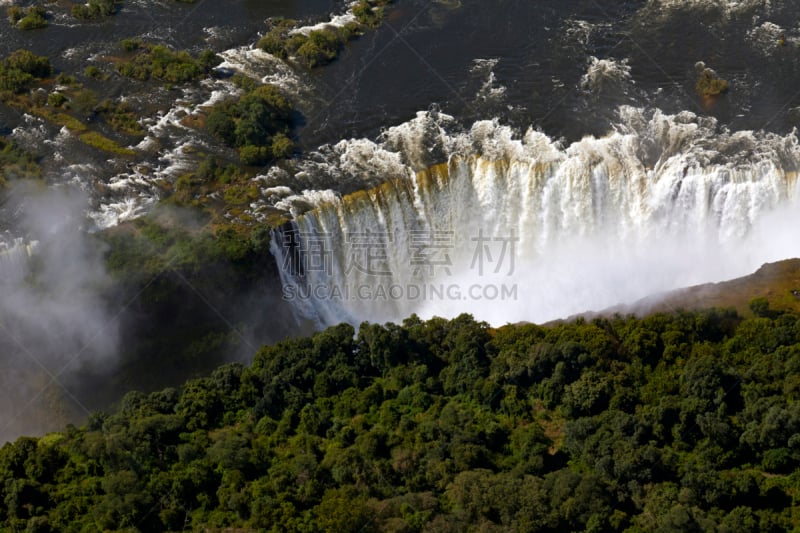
3 0 800 146
308 0 800 144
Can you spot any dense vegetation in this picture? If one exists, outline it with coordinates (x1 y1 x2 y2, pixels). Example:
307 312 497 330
7 5 48 30
258 0 391 68
0 136 41 185
0 50 139 157
258 24 354 69
206 83 295 165
104 213 267 279
3 303 800 531
93 210 293 418
71 0 117 20
353 0 389 28
95 98 146 136
0 49 52 95
116 41 220 84
167 152 285 226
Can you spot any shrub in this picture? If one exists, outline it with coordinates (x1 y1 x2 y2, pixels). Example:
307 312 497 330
238 144 269 165
56 72 76 86
762 448 794 473
4 49 52 78
256 18 297 59
17 6 47 30
696 68 728 97
0 49 51 93
71 0 116 19
207 106 236 145
96 99 145 135
271 133 294 158
231 74 258 92
206 84 294 163
285 32 308 52
116 43 220 83
48 92 67 107
0 68 33 93
6 6 24 24
257 29 288 59
30 88 47 106
749 297 771 318
339 21 364 41
121 38 142 52
257 5 392 68
353 1 383 28
198 49 220 71
84 65 106 79
69 88 98 117
296 29 343 68
0 136 40 182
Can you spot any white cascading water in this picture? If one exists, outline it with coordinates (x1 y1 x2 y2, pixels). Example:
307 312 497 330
271 107 800 327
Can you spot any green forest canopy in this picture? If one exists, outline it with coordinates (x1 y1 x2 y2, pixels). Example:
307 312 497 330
3 306 800 531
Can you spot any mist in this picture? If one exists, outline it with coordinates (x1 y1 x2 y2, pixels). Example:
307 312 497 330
0 183 118 442
273 109 800 329
418 201 800 324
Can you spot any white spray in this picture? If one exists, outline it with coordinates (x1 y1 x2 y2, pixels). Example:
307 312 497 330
272 107 800 326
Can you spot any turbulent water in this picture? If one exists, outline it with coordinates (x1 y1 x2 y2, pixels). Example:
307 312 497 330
7 0 800 232
272 108 800 326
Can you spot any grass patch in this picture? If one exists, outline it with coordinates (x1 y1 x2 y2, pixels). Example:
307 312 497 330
29 108 88 132
78 131 135 156
96 99 145 136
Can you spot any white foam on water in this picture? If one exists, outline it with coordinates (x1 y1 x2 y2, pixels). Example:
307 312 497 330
289 5 358 37
272 107 800 327
581 57 632 92
216 45 307 96
748 21 790 53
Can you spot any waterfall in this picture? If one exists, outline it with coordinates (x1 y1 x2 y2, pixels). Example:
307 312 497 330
0 238 37 287
271 107 800 326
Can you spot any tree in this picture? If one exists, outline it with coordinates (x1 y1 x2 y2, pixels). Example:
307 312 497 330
296 29 343 68
749 297 771 318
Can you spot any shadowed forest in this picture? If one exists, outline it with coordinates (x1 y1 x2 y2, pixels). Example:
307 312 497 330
3 305 800 531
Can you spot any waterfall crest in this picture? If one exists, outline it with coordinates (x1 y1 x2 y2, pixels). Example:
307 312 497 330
272 108 800 326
